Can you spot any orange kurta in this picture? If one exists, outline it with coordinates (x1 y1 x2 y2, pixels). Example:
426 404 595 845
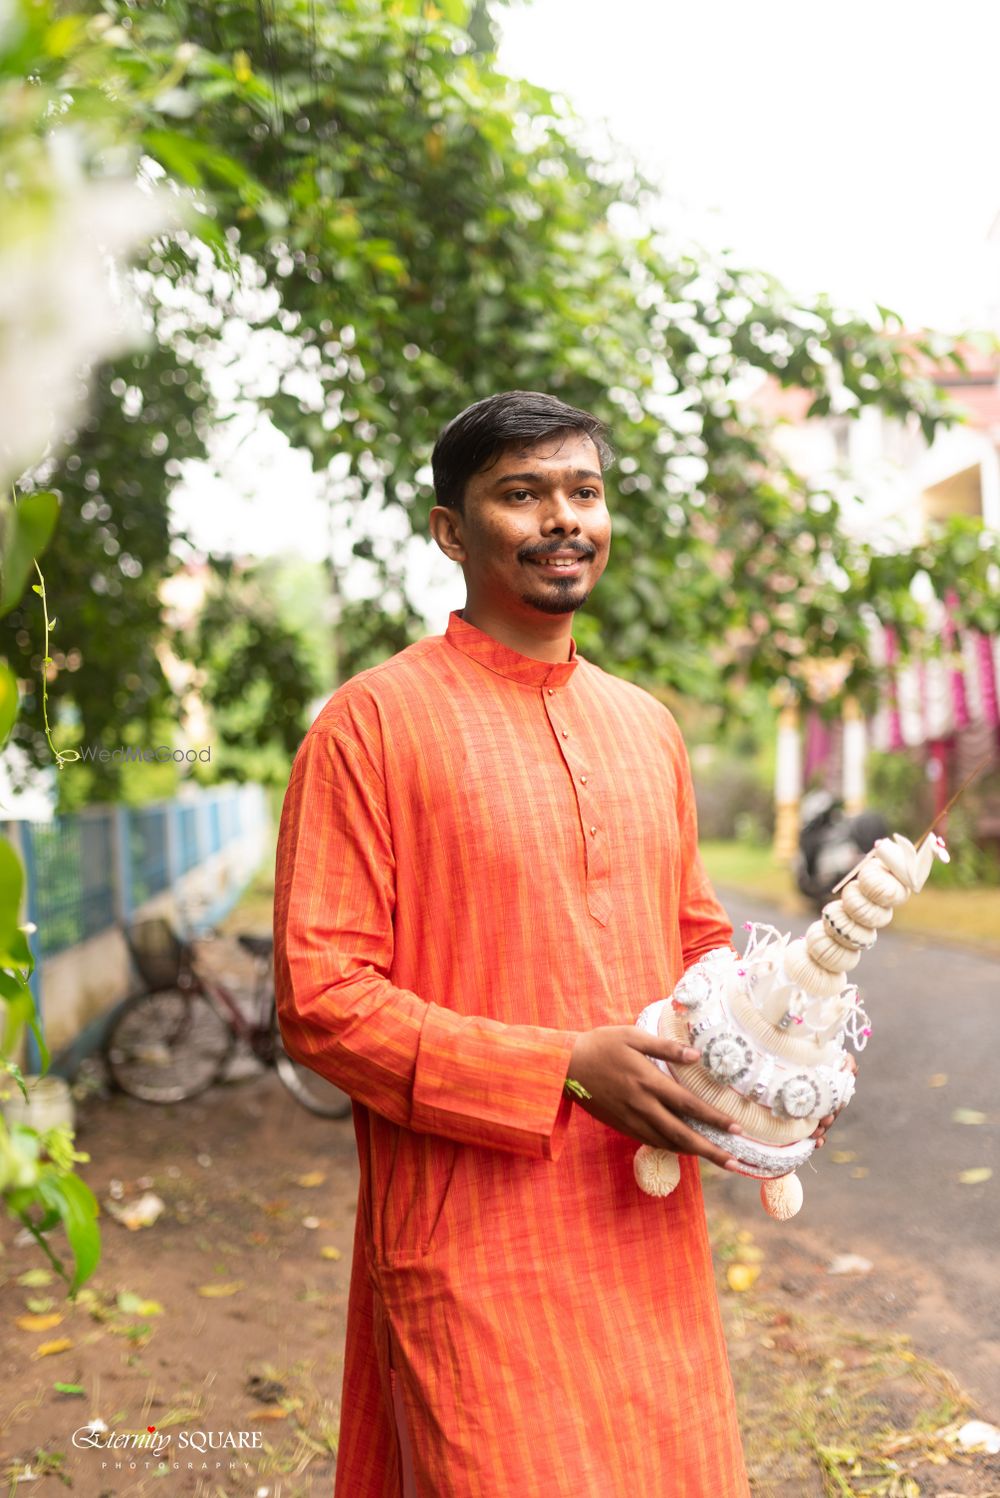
273 608 749 1498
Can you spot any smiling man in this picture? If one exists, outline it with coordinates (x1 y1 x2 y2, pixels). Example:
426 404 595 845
274 391 753 1497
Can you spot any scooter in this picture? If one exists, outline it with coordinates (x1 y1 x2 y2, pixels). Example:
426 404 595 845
794 790 889 910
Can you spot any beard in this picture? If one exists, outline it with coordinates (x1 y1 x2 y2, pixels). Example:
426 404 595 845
519 580 591 614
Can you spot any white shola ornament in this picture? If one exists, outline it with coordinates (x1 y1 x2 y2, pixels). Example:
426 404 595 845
633 832 949 1219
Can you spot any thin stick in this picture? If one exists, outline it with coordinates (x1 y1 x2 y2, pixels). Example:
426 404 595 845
829 749 995 896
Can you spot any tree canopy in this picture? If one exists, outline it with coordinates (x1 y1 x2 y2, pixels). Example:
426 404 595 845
6 0 998 800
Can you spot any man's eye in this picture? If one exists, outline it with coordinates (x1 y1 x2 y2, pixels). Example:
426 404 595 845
577 488 600 499
506 490 532 502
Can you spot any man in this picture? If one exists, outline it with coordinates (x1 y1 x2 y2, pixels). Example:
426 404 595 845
274 391 831 1496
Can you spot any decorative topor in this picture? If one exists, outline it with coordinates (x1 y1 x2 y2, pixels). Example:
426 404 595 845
633 832 950 1219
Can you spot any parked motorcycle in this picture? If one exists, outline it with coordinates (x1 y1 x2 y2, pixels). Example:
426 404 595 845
794 790 890 909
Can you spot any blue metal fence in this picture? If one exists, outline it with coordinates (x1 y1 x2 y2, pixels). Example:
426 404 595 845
5 784 267 960
22 811 116 958
178 804 200 874
129 805 170 907
1 783 269 1073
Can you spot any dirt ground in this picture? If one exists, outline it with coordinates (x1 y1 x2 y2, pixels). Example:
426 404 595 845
1 1066 355 1498
3 1032 1000 1496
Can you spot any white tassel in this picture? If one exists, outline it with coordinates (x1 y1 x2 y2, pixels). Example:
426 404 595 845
633 1147 682 1198
761 1173 803 1220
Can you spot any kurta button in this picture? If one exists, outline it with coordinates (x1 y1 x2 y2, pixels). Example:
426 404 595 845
590 825 597 836
561 730 569 738
547 688 555 695
580 775 588 784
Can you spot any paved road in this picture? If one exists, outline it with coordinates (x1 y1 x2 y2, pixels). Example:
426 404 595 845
711 888 1000 1410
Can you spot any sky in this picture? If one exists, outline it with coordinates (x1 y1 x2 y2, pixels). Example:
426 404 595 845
172 0 1000 620
499 0 1000 331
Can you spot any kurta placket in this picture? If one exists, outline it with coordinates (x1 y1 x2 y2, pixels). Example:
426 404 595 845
542 680 611 925
273 609 750 1498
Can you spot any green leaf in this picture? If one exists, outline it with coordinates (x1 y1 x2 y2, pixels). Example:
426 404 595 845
0 924 36 976
0 663 17 747
28 1011 50 1075
0 493 59 617
36 1172 101 1294
0 970 37 1054
0 838 24 951
436 0 469 24
0 1057 29 1102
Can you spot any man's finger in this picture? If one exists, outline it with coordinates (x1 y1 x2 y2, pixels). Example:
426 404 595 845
632 1031 702 1067
653 1074 747 1137
649 1114 740 1171
630 1033 746 1133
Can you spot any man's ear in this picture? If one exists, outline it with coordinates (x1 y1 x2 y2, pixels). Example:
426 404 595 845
428 505 467 565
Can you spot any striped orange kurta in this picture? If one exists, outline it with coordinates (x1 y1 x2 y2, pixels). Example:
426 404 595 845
273 607 749 1498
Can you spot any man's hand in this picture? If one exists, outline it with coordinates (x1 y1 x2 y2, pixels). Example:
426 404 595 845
567 1026 746 1173
810 1053 859 1149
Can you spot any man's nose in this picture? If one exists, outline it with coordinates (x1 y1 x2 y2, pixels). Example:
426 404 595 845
540 491 581 531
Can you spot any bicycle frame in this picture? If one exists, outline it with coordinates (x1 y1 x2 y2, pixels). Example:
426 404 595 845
186 953 275 1047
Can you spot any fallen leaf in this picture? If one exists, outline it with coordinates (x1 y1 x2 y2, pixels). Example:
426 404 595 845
928 1073 949 1088
952 1108 987 1126
850 1167 869 1180
294 1171 326 1188
827 1254 873 1276
25 1297 55 1314
16 1313 63 1332
108 1321 153 1343
116 1292 164 1317
958 1167 993 1185
247 1407 288 1421
33 1338 73 1358
73 1289 105 1320
830 1150 858 1165
196 1282 243 1298
320 1246 342 1261
302 1216 321 1230
16 1269 53 1288
52 1383 85 1396
726 1263 761 1293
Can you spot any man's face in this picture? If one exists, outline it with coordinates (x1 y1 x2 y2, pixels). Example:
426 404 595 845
434 430 612 618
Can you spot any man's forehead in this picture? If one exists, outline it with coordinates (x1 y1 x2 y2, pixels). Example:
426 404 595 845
474 432 603 482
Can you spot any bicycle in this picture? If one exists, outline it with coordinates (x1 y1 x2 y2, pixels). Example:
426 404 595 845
103 916 353 1118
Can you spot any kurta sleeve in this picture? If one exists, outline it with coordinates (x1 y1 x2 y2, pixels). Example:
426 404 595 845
273 723 578 1162
665 715 737 969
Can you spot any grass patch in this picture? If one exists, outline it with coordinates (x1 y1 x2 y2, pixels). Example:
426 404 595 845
700 840 798 907
709 1212 984 1497
219 841 277 936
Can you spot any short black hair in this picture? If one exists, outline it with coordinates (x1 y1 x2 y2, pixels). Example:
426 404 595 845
431 390 613 514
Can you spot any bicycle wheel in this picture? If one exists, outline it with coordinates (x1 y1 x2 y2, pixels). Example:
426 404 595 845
271 1005 353 1119
104 986 236 1104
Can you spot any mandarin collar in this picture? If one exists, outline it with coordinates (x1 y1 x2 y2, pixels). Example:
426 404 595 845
444 609 579 688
